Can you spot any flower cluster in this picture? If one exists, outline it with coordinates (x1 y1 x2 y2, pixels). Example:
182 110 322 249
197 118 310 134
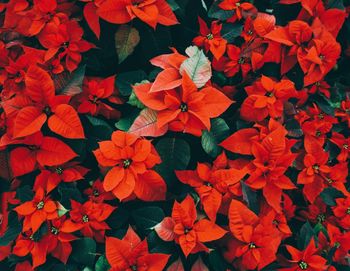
0 0 350 270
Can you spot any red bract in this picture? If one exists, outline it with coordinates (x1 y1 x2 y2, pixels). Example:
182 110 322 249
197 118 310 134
278 239 328 271
47 217 77 264
240 75 297 122
93 130 166 201
133 72 233 136
14 187 58 233
12 230 50 268
227 200 281 270
169 195 227 257
76 75 123 119
193 17 227 60
97 0 178 29
106 226 170 271
9 132 77 176
12 65 85 139
38 20 95 72
61 200 115 242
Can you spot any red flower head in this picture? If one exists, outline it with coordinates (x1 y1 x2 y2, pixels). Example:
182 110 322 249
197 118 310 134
12 230 50 268
332 196 350 230
193 17 227 60
38 20 95 72
218 0 255 23
226 200 281 270
278 239 328 271
61 200 115 242
77 75 123 119
175 152 245 221
165 195 227 257
297 146 330 203
93 130 166 201
34 162 89 193
47 217 77 264
14 187 58 233
10 132 77 177
106 226 170 271
12 65 85 139
84 179 115 203
134 72 233 136
241 75 297 122
97 0 178 29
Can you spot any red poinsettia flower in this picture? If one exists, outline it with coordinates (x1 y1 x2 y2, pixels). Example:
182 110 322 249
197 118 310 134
170 195 227 257
218 0 255 23
264 20 313 74
147 48 187 93
12 230 50 268
76 75 123 119
14 187 58 233
278 239 328 271
24 0 71 37
84 179 115 203
335 99 350 127
34 162 89 193
297 146 331 203
240 75 297 122
133 72 233 136
308 81 331 98
97 0 178 29
212 44 252 78
175 153 244 221
9 132 77 177
38 20 95 72
93 130 166 201
47 217 77 264
12 65 85 139
61 200 115 242
193 17 227 60
245 139 297 212
298 36 341 86
332 196 350 230
226 200 281 270
106 226 170 271
318 223 350 265
330 132 350 162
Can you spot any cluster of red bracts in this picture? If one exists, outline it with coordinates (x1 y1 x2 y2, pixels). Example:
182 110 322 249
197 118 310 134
0 0 350 271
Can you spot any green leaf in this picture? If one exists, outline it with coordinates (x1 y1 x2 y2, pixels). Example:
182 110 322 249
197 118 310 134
71 238 96 267
115 108 140 131
86 115 114 140
155 138 191 185
320 187 344 206
16 185 34 202
298 221 316 249
312 95 335 116
115 25 140 64
128 90 145 109
209 250 231 271
241 182 259 215
140 26 172 60
0 212 21 246
116 70 147 96
208 1 234 20
95 255 110 271
132 207 165 231
221 23 243 43
201 118 230 158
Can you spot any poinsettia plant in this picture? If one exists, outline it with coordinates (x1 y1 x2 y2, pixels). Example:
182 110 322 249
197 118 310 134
1 0 350 270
